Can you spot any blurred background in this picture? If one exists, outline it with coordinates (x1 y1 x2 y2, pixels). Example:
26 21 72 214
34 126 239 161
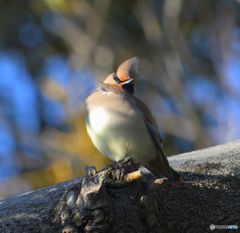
0 0 240 199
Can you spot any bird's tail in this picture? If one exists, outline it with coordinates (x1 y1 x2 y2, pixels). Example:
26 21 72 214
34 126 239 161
170 167 183 185
147 149 183 185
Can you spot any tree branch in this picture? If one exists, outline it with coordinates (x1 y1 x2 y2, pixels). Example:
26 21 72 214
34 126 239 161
0 140 240 233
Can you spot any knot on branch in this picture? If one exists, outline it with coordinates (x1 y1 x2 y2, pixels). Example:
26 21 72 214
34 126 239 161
53 158 167 233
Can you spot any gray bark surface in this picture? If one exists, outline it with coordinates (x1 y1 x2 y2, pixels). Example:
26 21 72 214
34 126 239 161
0 140 239 233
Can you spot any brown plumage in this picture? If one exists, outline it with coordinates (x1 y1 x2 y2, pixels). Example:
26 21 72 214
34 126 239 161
86 57 182 184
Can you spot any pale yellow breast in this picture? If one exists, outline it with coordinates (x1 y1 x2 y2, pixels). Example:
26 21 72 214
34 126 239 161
86 94 157 163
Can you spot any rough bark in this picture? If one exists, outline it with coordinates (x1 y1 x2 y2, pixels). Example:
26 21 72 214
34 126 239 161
0 140 240 233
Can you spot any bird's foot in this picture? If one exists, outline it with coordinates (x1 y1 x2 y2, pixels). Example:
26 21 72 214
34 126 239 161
105 157 141 184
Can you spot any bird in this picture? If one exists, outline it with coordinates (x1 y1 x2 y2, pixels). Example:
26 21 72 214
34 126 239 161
85 57 183 185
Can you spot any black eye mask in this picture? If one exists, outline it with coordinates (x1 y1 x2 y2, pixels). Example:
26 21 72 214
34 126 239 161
113 75 123 84
113 73 135 94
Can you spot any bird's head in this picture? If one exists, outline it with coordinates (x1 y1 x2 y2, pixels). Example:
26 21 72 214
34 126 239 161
103 57 139 94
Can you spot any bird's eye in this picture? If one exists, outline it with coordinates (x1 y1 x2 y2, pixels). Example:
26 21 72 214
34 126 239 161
113 76 121 84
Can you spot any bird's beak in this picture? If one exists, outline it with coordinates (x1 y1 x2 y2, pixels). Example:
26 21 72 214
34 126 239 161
123 78 135 85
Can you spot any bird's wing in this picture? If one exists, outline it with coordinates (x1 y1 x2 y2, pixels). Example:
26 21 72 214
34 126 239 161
132 96 174 180
132 96 163 145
